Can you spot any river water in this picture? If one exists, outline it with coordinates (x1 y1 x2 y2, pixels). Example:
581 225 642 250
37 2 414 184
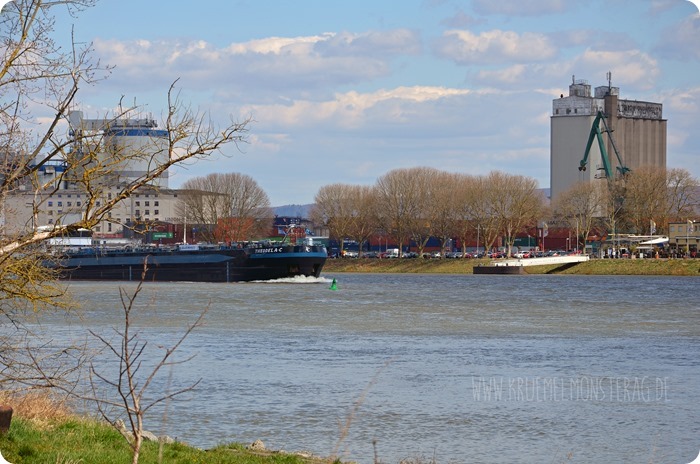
28 273 700 463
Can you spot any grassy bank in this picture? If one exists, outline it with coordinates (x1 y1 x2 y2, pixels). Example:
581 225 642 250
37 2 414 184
0 416 337 464
0 394 337 464
323 257 700 276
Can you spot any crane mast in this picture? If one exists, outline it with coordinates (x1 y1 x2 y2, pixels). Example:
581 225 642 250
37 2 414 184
578 110 630 179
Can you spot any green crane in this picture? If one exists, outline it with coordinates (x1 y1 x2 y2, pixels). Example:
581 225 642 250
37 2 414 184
578 110 630 179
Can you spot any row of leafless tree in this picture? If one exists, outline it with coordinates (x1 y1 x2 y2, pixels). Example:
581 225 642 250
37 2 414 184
552 166 699 248
311 167 544 258
309 166 699 257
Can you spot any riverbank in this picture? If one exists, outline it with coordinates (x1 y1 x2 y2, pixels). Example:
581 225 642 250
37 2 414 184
0 393 342 464
0 416 339 464
323 257 700 276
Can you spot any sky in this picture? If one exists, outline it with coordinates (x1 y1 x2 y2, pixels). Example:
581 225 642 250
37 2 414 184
6 0 700 206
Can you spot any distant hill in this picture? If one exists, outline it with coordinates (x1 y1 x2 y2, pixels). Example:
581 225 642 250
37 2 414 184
273 204 313 218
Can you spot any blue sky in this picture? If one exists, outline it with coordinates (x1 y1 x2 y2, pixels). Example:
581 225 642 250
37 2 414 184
11 0 700 206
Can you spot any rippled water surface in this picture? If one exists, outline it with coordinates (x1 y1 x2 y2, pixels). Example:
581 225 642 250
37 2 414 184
32 273 700 463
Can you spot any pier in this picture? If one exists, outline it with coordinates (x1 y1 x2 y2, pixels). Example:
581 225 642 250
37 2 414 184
473 255 589 274
492 255 590 267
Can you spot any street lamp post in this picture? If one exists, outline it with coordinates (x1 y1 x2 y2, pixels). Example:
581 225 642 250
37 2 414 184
687 220 695 257
476 224 480 256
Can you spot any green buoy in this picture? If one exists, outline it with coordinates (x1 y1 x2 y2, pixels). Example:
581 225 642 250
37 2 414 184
329 278 338 290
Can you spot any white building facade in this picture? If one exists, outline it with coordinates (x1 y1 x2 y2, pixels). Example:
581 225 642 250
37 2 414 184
4 111 181 237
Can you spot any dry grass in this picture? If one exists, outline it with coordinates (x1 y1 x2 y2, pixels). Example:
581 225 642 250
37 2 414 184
0 390 74 429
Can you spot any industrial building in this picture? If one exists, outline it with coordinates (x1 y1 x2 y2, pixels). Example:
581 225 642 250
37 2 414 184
4 111 181 237
550 75 667 202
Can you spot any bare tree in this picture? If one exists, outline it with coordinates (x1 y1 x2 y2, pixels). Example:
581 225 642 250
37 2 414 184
452 174 501 256
0 0 250 387
623 166 668 234
85 265 206 464
311 183 357 256
375 168 426 257
177 172 272 243
404 167 442 258
345 185 380 257
600 177 628 253
424 171 461 257
666 168 699 224
486 171 543 257
552 181 606 252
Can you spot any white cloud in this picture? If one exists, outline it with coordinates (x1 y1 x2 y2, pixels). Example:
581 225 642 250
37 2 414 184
574 49 660 91
654 12 700 60
470 47 659 92
663 87 700 113
475 49 662 92
475 64 529 85
434 29 557 65
241 86 474 131
91 29 420 97
226 34 333 55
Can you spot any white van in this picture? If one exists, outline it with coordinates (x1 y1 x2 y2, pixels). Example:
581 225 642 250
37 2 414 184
384 248 400 258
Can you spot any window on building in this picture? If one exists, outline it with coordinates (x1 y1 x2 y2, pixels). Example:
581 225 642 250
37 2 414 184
670 226 675 232
145 201 150 207
48 201 53 207
67 202 72 207
154 201 159 206
154 210 159 215
145 210 150 216
135 201 140 206
108 223 112 232
57 201 63 207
